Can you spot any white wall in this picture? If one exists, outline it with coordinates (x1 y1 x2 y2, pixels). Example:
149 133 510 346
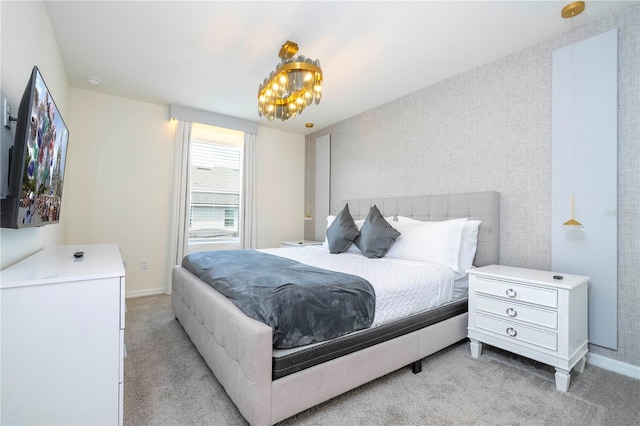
66 89 175 297
0 1 70 269
66 90 304 296
255 127 304 248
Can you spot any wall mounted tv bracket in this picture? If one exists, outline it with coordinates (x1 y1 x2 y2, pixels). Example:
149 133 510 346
3 97 18 129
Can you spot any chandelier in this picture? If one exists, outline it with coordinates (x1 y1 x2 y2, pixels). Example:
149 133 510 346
258 41 323 121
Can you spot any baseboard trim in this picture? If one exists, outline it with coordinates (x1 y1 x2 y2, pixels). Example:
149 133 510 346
125 287 167 299
587 353 640 380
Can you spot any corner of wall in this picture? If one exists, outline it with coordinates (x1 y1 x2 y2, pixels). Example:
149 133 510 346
1 0 69 269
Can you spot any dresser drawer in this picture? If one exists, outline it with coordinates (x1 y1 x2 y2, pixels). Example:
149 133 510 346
476 295 558 329
476 313 558 351
476 277 557 308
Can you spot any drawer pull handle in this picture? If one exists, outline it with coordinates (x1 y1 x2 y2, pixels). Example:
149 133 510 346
506 288 517 298
506 327 518 337
506 308 517 317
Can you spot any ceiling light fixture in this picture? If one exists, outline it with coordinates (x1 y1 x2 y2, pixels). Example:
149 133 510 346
85 77 102 87
258 41 323 122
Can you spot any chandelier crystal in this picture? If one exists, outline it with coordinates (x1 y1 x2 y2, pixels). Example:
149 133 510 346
258 41 323 121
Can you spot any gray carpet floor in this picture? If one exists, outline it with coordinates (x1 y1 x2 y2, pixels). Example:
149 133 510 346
124 294 640 425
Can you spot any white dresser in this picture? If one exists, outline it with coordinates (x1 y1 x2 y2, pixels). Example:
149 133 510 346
1 244 125 425
467 265 588 392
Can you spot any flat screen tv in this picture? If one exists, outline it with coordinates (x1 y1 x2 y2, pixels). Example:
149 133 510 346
1 66 69 228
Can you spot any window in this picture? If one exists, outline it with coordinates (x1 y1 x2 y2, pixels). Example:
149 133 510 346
224 208 235 227
189 140 241 243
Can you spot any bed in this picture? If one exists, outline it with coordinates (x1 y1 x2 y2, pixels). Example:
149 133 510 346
171 191 500 425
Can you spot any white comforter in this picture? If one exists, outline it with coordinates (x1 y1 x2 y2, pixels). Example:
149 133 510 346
259 245 456 326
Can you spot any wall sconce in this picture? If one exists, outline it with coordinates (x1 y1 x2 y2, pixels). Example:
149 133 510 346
562 195 584 231
561 1 585 232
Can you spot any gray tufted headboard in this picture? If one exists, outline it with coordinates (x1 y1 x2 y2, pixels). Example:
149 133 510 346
343 191 500 267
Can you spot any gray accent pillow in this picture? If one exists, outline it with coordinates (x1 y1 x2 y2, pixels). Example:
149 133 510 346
326 204 360 253
355 205 401 258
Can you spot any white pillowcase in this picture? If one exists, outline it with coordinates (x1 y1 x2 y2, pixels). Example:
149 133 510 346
397 216 481 273
385 218 467 271
458 220 481 273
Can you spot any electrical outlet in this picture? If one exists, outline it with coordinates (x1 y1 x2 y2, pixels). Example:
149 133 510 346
3 97 11 129
140 259 149 270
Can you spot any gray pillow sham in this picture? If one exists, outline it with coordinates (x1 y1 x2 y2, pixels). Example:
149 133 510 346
326 203 360 253
355 205 401 258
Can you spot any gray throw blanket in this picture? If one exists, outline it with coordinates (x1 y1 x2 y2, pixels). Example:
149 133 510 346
182 250 376 348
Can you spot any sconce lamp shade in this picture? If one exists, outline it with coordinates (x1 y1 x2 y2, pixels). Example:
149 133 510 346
562 195 584 231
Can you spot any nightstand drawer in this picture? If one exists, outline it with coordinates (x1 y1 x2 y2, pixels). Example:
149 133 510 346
476 277 557 308
476 313 558 351
476 295 558 329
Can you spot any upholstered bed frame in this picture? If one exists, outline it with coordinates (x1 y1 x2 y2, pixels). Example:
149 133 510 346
171 191 500 425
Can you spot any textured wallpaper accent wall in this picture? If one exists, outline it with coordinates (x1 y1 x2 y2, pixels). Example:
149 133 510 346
305 6 639 366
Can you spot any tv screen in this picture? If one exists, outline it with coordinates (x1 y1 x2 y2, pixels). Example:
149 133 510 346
1 66 69 229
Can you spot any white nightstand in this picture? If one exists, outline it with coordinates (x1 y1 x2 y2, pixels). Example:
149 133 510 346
279 240 323 248
467 265 589 392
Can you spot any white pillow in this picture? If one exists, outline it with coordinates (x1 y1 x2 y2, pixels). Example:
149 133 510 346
397 216 481 273
385 218 467 271
458 220 481 273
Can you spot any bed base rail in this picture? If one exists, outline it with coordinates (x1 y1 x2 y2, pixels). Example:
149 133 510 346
173 263 468 425
172 266 273 426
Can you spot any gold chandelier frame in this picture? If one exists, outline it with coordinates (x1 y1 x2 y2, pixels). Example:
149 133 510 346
258 41 323 121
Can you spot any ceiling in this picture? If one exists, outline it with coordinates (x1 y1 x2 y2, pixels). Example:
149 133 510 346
44 1 637 135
